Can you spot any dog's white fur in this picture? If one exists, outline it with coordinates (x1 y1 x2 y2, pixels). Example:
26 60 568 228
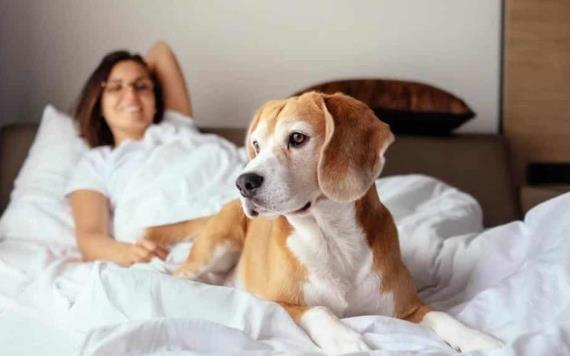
286 201 396 318
300 306 371 354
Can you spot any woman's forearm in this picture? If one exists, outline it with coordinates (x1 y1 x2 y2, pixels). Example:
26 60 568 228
76 233 129 265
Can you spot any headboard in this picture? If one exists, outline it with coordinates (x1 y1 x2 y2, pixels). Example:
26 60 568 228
0 122 519 227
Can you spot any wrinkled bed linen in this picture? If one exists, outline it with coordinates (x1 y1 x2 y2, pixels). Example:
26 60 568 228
0 125 569 355
1 183 568 355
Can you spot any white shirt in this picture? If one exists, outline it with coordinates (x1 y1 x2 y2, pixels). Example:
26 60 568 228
65 110 197 208
65 110 244 242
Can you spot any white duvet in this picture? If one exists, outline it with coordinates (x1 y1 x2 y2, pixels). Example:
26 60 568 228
1 122 569 355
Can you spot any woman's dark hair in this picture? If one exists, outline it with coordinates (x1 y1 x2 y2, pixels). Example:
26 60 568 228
73 51 164 147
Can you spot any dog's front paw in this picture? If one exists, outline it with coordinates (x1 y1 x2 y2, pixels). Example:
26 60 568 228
317 327 370 355
421 311 504 353
173 266 227 285
451 328 505 353
173 266 198 279
300 306 371 355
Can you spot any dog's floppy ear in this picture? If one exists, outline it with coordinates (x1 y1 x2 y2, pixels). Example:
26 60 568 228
318 93 394 202
245 99 286 160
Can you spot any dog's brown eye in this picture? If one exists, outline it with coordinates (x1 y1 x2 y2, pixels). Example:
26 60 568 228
288 132 308 148
252 140 260 154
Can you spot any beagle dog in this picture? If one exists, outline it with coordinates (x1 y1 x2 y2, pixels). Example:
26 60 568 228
146 92 503 354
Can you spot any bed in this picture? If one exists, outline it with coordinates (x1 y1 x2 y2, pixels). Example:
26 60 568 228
0 105 569 356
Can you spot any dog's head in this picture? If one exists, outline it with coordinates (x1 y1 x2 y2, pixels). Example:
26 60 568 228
236 91 394 218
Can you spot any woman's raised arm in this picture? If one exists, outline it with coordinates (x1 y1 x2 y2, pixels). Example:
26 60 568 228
145 41 192 117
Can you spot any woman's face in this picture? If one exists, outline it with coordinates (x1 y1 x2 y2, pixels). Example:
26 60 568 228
101 60 156 144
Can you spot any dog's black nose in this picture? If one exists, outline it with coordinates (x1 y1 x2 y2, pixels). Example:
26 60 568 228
236 172 264 198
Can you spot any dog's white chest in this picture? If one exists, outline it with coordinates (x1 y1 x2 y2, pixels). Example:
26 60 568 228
286 208 395 318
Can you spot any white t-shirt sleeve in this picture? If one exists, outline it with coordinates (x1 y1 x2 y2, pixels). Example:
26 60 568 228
64 148 109 197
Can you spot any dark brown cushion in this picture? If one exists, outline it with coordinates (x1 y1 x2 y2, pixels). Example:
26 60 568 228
293 79 475 136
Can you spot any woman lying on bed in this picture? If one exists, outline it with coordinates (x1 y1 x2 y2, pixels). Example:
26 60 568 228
66 41 192 267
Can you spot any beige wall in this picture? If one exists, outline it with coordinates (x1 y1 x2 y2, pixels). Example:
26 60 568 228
0 0 501 132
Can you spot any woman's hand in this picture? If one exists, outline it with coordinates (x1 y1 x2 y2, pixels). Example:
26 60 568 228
70 189 171 267
115 238 170 267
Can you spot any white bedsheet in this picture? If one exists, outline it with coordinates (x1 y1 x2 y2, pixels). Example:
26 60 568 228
1 128 569 355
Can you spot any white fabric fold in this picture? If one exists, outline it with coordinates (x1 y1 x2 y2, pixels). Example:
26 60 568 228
1 123 569 355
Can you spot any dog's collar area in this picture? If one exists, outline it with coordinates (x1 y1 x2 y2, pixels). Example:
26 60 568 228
247 200 312 217
290 201 311 215
248 207 259 217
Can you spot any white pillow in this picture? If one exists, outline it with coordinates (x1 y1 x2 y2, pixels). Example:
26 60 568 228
0 105 87 243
